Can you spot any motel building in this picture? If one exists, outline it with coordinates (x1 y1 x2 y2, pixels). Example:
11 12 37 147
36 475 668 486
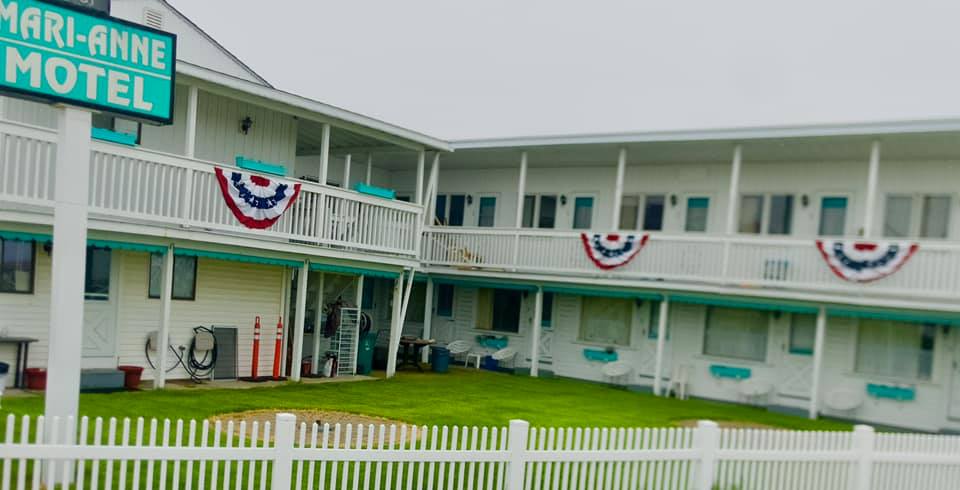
0 0 959 434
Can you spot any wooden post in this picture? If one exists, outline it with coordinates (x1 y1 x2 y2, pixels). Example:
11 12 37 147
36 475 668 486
505 420 530 490
515 151 528 228
290 261 309 382
809 307 827 419
386 276 403 378
612 147 627 229
863 140 881 238
530 288 543 377
155 245 175 389
694 421 720 490
310 272 325 376
343 154 352 189
421 278 434 364
416 150 426 205
184 86 199 158
271 413 296 490
653 297 669 396
319 123 331 185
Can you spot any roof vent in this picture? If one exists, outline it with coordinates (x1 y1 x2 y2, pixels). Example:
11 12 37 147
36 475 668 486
143 8 164 29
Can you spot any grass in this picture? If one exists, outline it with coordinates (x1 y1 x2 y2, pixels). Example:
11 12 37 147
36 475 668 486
0 368 850 431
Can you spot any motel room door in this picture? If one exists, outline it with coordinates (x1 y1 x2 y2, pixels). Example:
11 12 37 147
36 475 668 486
82 248 120 369
775 313 816 399
948 334 960 420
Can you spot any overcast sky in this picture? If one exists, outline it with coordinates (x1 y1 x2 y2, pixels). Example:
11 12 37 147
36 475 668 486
170 0 960 141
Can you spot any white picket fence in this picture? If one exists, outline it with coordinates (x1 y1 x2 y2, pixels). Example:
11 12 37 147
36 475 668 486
2 413 960 490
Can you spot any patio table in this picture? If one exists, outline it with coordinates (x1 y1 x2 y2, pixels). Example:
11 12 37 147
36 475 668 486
398 337 436 372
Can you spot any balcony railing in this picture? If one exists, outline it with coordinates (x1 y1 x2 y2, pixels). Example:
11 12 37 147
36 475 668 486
0 120 423 257
422 227 960 300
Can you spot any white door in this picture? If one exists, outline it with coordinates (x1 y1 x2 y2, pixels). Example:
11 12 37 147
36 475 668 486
947 335 960 420
637 302 670 378
82 249 118 369
777 314 816 399
537 326 554 364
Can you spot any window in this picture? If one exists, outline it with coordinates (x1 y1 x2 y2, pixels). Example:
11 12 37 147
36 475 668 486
522 195 536 228
361 278 375 309
477 288 521 333
405 283 426 323
855 319 935 381
573 197 594 229
436 284 454 317
541 292 554 327
739 194 793 235
522 195 559 229
738 195 763 234
884 194 952 239
0 239 34 294
148 254 197 300
921 196 951 239
579 297 632 346
643 195 666 231
819 197 848 236
478 196 497 227
621 194 666 231
789 314 817 355
768 195 794 235
703 307 768 362
85 247 111 301
685 197 710 232
620 196 639 230
883 195 912 238
434 194 466 226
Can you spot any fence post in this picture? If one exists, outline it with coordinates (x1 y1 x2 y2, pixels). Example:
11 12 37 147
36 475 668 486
693 420 720 490
272 413 297 490
852 424 875 490
505 419 530 490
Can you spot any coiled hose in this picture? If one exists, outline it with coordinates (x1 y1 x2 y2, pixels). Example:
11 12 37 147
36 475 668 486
145 326 218 383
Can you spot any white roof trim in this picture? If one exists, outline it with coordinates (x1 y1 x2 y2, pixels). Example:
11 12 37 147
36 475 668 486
177 62 452 152
452 118 960 150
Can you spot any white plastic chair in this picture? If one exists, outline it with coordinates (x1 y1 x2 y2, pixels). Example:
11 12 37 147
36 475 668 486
824 389 863 412
601 361 632 385
668 364 692 400
738 379 773 405
491 348 517 369
446 340 474 367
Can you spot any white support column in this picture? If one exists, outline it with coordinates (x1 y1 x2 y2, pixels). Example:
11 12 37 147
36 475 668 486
386 275 404 377
290 261 310 382
863 140 881 238
724 144 743 235
415 150 426 205
809 306 828 419
365 154 373 185
530 287 544 377
427 153 440 226
515 151 528 228
343 154 352 190
310 272 325 376
44 107 92 426
155 245 175 389
319 123 331 185
278 268 290 377
612 147 627 230
653 297 669 396
421 278 434 364
185 86 199 159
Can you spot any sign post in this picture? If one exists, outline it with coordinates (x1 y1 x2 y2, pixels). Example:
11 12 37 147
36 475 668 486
0 0 176 441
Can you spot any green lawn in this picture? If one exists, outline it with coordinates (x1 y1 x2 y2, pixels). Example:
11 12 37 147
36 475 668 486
0 368 850 431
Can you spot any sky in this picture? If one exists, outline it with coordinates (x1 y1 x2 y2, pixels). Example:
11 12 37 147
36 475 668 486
170 0 960 141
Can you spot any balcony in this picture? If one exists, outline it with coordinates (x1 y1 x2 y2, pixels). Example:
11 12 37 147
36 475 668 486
0 120 423 258
422 227 960 302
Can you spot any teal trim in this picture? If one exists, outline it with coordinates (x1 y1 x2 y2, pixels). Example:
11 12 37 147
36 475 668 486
175 248 303 268
543 285 662 301
710 365 752 380
310 262 400 279
353 182 397 200
87 239 166 255
432 277 537 292
477 335 508 350
822 197 848 209
687 197 709 209
672 294 818 314
91 128 138 146
235 156 287 177
867 383 915 402
0 230 52 243
789 347 814 356
828 307 960 326
583 349 618 362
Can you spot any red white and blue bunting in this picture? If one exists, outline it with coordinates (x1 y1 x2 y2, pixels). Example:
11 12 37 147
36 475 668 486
581 233 649 270
215 168 302 229
815 240 919 283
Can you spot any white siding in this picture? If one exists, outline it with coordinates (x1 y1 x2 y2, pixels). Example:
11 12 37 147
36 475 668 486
194 91 298 171
0 248 51 379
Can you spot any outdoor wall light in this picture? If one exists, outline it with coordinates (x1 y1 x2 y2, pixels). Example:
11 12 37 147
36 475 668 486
670 195 678 207
240 116 254 135
801 195 810 208
466 195 474 205
560 195 568 206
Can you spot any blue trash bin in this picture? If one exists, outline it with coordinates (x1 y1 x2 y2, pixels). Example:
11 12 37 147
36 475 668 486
431 347 450 373
481 356 499 371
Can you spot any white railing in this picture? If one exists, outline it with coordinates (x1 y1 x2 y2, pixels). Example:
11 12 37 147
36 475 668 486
2 413 960 490
422 227 960 300
0 120 422 257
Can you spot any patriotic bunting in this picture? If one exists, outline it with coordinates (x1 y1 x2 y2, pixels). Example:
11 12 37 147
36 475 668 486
215 168 302 229
581 233 649 270
816 240 919 283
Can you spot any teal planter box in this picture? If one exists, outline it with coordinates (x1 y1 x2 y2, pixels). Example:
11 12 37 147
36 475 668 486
583 349 618 362
867 383 915 402
353 182 396 200
477 335 508 350
236 156 287 177
91 128 137 146
710 364 752 380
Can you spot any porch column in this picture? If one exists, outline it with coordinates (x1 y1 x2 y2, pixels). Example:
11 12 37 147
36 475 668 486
421 278 434 364
416 150 426 204
279 268 291 377
515 151 528 228
427 154 440 226
310 272 325 375
290 261 310 382
612 147 627 230
343 154 352 189
862 140 881 238
530 287 544 377
44 107 92 425
724 144 743 235
184 86 199 158
386 276 404 377
155 245 175 389
319 123 331 185
653 297 670 396
366 154 373 185
809 307 828 419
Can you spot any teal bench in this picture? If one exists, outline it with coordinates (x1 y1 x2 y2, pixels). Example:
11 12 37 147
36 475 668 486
709 364 752 380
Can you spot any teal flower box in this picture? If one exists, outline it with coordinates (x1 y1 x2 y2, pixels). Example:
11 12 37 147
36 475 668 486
583 349 618 363
353 182 396 200
709 364 752 380
91 127 137 146
235 156 287 177
476 335 508 350
867 383 915 402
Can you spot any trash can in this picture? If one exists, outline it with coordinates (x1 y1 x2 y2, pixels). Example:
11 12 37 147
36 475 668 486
24 368 46 390
481 356 499 371
117 365 144 390
0 362 8 404
357 331 377 375
430 347 450 374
